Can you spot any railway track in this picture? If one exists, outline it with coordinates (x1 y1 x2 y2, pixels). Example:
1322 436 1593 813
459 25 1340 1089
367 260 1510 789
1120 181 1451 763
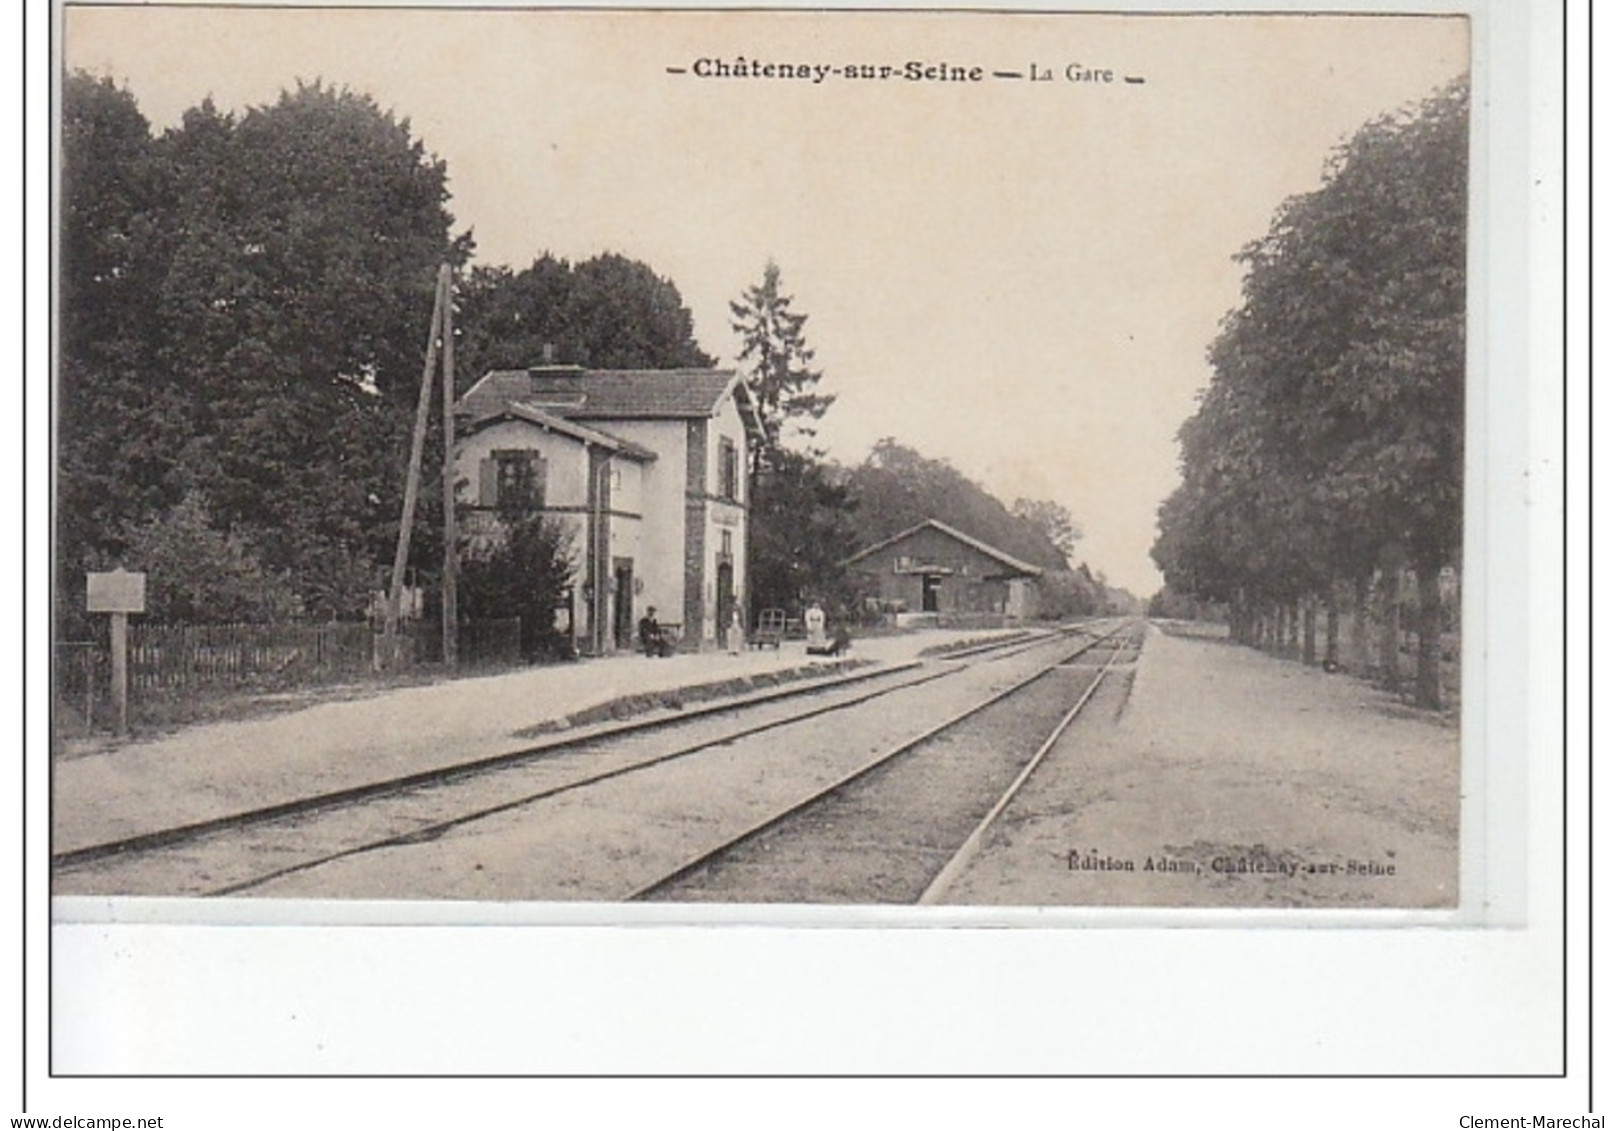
53 621 1127 899
632 625 1140 905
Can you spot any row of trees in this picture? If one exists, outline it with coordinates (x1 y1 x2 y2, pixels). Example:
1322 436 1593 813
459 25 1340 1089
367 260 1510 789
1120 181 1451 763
60 73 713 633
1150 77 1468 708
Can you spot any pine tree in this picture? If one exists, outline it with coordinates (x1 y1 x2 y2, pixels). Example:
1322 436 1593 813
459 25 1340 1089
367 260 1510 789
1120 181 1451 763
729 261 834 471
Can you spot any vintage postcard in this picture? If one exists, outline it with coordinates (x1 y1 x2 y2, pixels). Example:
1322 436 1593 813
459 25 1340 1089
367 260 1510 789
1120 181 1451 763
54 3 1474 913
38 0 1564 1088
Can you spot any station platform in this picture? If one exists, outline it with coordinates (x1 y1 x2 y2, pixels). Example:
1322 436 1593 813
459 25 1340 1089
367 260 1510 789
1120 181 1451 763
51 627 1039 858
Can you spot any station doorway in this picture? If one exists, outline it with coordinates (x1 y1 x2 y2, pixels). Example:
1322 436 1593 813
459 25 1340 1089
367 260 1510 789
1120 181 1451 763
613 559 634 649
716 560 735 637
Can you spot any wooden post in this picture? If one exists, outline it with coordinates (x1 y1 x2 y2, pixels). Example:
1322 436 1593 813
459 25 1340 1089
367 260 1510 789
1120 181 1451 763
109 611 128 735
441 263 459 669
382 267 448 670
87 568 145 735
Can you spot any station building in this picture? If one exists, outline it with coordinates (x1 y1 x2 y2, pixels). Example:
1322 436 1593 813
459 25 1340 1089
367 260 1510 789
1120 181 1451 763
846 519 1043 626
455 365 763 654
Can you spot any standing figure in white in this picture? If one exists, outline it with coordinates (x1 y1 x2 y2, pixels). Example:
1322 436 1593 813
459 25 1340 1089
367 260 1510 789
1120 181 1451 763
804 601 827 651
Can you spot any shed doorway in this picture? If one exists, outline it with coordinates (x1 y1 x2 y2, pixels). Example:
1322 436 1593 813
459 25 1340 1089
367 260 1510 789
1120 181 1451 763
922 573 943 613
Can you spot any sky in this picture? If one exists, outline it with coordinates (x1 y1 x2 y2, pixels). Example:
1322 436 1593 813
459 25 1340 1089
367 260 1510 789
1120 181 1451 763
63 5 1469 594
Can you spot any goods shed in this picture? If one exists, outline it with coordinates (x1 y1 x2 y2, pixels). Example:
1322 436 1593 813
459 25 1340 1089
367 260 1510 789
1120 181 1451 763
846 519 1042 627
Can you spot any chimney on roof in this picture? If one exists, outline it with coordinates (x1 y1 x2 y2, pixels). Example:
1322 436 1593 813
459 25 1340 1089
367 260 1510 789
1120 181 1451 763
541 342 556 365
525 362 586 405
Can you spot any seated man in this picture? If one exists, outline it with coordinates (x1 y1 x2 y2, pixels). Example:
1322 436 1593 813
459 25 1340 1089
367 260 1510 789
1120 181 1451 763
637 606 669 658
829 626 853 656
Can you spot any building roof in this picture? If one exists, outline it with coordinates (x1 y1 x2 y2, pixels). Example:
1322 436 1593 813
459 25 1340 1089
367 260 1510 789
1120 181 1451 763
458 400 659 463
844 519 1045 578
458 366 765 438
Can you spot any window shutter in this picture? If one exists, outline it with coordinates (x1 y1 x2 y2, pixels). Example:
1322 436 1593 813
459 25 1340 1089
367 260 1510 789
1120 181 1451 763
530 454 547 509
479 458 497 507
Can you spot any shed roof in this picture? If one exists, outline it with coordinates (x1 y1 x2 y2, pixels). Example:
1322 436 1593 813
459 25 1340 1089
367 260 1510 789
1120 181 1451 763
845 519 1045 578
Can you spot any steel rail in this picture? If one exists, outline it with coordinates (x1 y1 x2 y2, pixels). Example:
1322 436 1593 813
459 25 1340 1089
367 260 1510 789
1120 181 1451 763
55 624 1098 891
929 625 1103 663
204 627 1106 897
624 624 1132 902
200 660 964 895
916 630 1134 905
83 627 1086 895
53 659 917 872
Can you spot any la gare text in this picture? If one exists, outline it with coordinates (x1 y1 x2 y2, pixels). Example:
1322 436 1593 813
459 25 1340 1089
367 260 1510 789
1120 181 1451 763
686 58 1121 84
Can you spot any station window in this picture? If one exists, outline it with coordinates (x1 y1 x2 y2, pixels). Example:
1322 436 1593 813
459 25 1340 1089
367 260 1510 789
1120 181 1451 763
718 437 739 501
484 450 546 512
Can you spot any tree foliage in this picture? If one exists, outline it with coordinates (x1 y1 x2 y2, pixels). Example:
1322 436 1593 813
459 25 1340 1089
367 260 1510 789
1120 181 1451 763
729 261 834 469
746 449 863 617
1151 76 1467 707
1035 569 1101 620
455 252 713 382
59 74 468 625
118 492 304 624
58 74 190 622
1012 498 1080 564
726 262 852 618
842 439 1071 573
458 513 577 659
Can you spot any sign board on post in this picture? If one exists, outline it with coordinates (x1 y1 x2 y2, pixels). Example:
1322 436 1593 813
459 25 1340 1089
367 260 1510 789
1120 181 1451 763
86 569 146 734
87 569 147 614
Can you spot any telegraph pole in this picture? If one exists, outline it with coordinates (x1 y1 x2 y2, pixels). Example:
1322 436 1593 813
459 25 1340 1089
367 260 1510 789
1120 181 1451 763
381 266 448 670
440 264 459 668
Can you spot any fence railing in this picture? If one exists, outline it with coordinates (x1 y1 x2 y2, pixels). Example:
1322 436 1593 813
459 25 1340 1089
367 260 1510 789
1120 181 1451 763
411 618 523 667
55 641 106 730
123 621 376 691
54 617 529 737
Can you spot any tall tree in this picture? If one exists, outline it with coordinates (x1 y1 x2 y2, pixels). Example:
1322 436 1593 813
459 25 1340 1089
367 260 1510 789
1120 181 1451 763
567 253 715 370
729 261 834 469
455 252 712 385
151 80 470 616
57 73 189 630
1011 498 1080 567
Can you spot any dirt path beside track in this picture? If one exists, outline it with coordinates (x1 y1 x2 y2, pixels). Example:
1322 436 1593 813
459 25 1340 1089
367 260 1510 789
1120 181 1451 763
945 625 1461 908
